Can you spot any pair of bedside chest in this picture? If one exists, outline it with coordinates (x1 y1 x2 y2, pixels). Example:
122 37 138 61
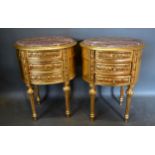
15 36 144 122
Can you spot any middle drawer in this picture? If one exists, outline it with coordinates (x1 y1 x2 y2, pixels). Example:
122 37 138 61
95 62 131 76
29 62 63 73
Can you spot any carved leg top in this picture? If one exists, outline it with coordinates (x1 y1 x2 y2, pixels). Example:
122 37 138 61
63 85 70 92
126 86 134 96
27 87 34 94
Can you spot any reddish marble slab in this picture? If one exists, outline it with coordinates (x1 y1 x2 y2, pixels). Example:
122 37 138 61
16 36 76 47
82 37 144 48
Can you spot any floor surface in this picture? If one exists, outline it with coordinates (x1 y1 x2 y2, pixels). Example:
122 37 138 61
0 93 154 126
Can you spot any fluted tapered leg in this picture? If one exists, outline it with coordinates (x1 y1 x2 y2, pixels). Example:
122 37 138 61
124 86 134 122
27 85 37 120
63 82 71 117
34 85 40 105
89 85 96 121
120 86 124 106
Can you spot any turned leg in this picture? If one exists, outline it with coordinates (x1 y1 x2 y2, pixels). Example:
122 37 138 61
27 85 37 120
89 85 96 121
120 86 124 106
124 86 134 122
63 82 71 117
34 85 41 105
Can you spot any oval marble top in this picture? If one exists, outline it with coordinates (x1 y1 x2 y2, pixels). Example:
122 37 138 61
16 36 76 48
81 37 144 49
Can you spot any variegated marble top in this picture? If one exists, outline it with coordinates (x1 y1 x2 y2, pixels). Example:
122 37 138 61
16 36 76 47
81 37 144 48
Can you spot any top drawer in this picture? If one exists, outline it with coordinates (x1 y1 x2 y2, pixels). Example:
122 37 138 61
27 51 62 62
96 51 133 62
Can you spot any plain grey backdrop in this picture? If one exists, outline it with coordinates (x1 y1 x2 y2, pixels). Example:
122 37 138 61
0 28 154 125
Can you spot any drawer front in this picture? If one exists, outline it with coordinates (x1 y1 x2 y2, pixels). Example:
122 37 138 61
27 51 62 62
27 51 63 82
96 51 132 62
30 72 63 84
95 62 131 76
29 62 63 73
18 49 76 85
27 51 63 84
96 75 130 86
95 50 132 86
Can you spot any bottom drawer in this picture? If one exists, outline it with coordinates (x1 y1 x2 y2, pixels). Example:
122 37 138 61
30 73 63 85
96 75 130 86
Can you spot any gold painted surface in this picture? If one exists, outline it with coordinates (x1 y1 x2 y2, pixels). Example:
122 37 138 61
80 38 144 121
17 47 76 85
16 39 76 120
82 48 90 82
96 51 133 61
27 51 62 61
96 75 131 86
81 47 142 86
95 63 131 76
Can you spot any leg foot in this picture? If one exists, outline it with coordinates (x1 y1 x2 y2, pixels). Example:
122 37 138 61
124 114 129 123
66 111 71 118
63 83 71 118
90 114 95 121
89 85 96 120
32 113 37 120
124 86 134 122
120 86 124 106
27 85 37 120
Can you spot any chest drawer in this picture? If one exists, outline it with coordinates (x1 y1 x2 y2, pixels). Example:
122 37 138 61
95 62 131 76
29 62 63 73
27 50 63 76
27 51 63 84
27 51 62 62
96 75 130 86
30 72 63 85
96 51 133 62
